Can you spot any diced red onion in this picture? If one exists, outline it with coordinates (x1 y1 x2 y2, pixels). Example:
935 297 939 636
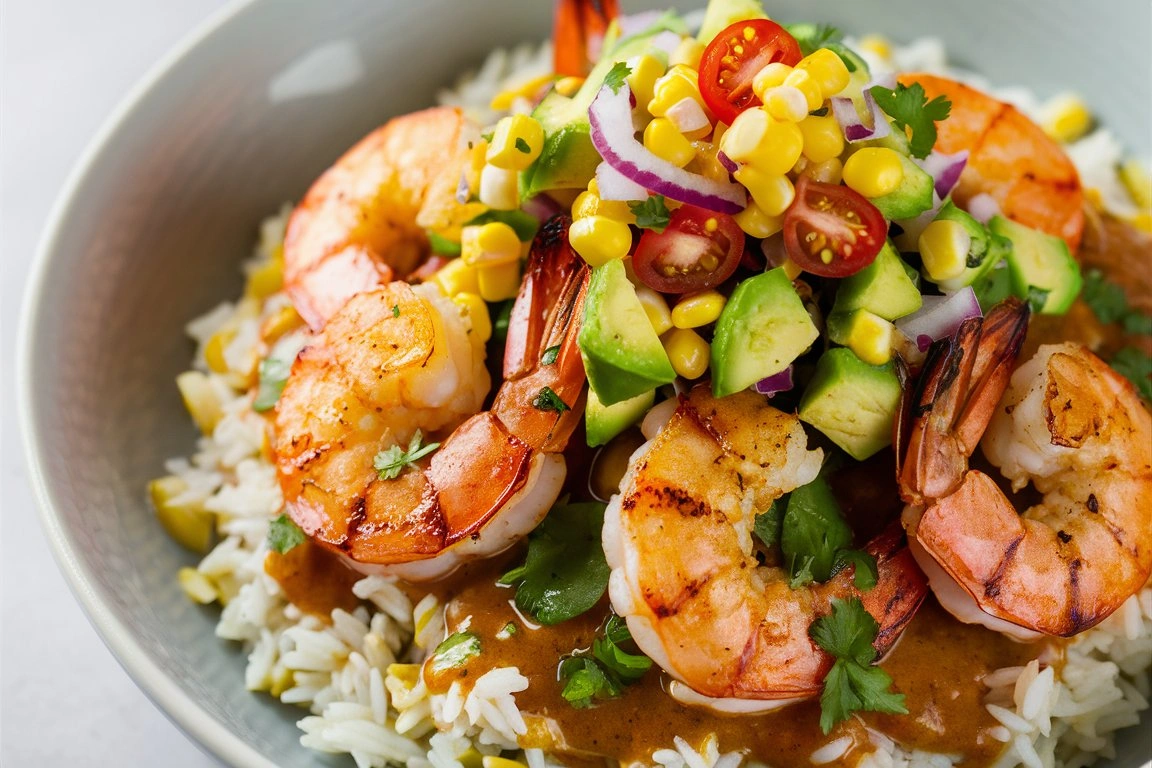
521 194 565 222
760 233 789 268
967 193 1001 223
717 150 739 174
915 150 968 199
831 89 891 142
595 161 648 201
665 96 711 135
589 83 747 214
753 366 794 396
895 287 982 351
455 172 470 204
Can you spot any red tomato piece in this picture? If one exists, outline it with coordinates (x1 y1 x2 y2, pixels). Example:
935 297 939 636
782 177 887 277
633 205 745 294
698 19 803 125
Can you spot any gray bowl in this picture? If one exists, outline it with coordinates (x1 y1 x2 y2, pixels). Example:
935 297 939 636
19 0 1152 766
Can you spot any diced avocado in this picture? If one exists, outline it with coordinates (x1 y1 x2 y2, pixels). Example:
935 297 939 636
931 201 1007 291
989 215 1082 315
579 259 676 405
798 348 902 460
711 268 819 398
867 152 935 220
826 310 895 366
971 260 1014 312
698 0 767 42
832 241 922 321
585 388 655 447
862 118 911 156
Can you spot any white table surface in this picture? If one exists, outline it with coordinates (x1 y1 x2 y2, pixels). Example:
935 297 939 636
1 1 229 764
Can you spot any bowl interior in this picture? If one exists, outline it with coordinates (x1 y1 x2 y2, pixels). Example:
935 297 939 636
21 0 1151 766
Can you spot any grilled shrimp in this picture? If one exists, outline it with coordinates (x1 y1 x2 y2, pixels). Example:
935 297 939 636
604 386 928 712
283 107 477 330
900 74 1085 251
275 217 590 581
897 298 1152 640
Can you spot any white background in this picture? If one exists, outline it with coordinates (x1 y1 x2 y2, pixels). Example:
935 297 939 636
2 1 227 764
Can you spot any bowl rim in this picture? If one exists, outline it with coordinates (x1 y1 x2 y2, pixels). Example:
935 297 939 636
17 0 277 764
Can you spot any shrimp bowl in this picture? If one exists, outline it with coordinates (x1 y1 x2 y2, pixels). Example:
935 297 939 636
18 0 1152 767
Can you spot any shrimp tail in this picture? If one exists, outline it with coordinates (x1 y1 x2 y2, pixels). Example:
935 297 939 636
861 523 929 656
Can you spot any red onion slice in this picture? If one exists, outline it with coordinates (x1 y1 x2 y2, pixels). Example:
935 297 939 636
595 161 648 201
717 150 739 174
831 89 891 143
522 194 565 222
915 150 969 199
589 83 747 214
895 287 982 352
753 366 794 396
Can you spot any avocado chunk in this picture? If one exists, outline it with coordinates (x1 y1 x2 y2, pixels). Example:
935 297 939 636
867 152 935 221
832 241 922 321
711 267 819 398
989 215 1082 315
585 388 655 447
698 0 767 42
799 348 902 460
931 200 1010 291
578 259 676 405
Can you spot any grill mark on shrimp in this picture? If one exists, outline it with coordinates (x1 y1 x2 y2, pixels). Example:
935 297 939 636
983 533 1023 598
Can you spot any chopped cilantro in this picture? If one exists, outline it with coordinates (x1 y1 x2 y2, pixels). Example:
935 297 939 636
560 657 618 708
430 631 482 673
869 82 952 159
786 23 860 73
1025 286 1051 314
373 430 441 480
427 231 461 256
541 345 561 365
603 62 633 94
497 622 518 639
833 549 879 591
809 106 830 117
391 304 401 318
593 615 652 682
629 195 672 233
499 500 610 625
780 477 853 588
253 356 291 412
532 386 570 413
810 598 907 733
1112 346 1152 401
752 496 786 550
559 614 651 708
465 209 539 242
1081 269 1152 336
267 514 305 554
481 131 494 143
514 137 531 153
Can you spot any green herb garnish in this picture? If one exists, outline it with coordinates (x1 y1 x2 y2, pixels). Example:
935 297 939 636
373 430 441 480
427 231 462 256
629 195 672 233
1112 346 1152 401
532 386 570 412
464 209 539 242
603 62 633 94
1025 286 1052 314
786 23 860 73
542 345 561 365
253 356 291 412
391 304 401 318
752 496 786 550
780 477 853 588
559 615 651 708
559 657 617 708
514 137 531 153
430 631 482 673
869 82 952 159
268 514 306 554
1081 269 1152 336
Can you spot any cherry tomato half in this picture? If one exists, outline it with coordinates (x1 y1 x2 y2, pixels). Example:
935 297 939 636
633 205 745 294
782 177 888 278
698 19 803 126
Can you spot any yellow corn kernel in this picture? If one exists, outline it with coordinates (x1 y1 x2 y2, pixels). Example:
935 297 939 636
244 258 283 301
1041 93 1093 144
387 663 422 687
151 475 214 553
733 200 784 238
1133 212 1152 233
783 68 823 111
452 292 492 343
461 222 522 267
635 286 673 336
1119 159 1152 210
431 257 480 297
734 166 795 216
843 147 905 198
798 113 845 163
568 215 633 267
178 567 218 604
919 219 972 283
719 108 803 176
269 666 295 698
489 73 557 111
780 258 803 281
763 86 809 123
486 114 545 171
858 34 891 61
458 749 484 768
691 141 732 182
648 65 706 119
176 371 224 434
626 54 666 109
843 311 896 366
478 164 519 210
671 290 727 329
203 328 234 374
644 117 696 167
751 62 794 101
260 304 303 345
801 156 844 185
555 76 584 97
482 757 526 768
670 37 705 69
573 189 635 223
662 328 710 379
476 260 522 302
796 49 851 98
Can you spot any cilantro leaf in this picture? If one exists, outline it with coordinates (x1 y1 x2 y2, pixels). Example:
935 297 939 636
559 614 650 708
1081 269 1152 335
753 496 786 550
430 631 482 673
464 209 538 241
781 476 853 585
499 501 610 624
373 430 441 480
603 62 633 94
869 82 952 159
1025 286 1051 314
629 195 672 233
267 514 305 554
542 345 561 366
833 549 879 591
1112 346 1152 402
427 231 461 256
514 137 531 153
391 304 401 318
785 23 861 74
253 356 292 412
593 615 652 682
560 657 618 708
532 386 570 412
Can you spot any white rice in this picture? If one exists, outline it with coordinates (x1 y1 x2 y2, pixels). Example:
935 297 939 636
158 33 1151 768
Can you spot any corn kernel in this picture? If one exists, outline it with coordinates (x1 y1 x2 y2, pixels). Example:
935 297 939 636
672 290 727 329
626 54 666 110
482 757 527 768
635 286 673 336
476 260 522 302
858 35 891 61
798 113 845 163
574 187 636 223
801 156 844 185
478 164 519 210
919 219 972 283
569 215 633 267
843 147 905 198
244 258 283 301
644 117 697 167
648 65 707 120
151 475 214 553
486 114 545 171
670 37 705 69
842 310 896 365
733 200 784 238
719 108 803 176
489 73 556 111
431 257 480 297
260 304 303 344
458 749 484 768
1133 212 1152 233
662 328 710 379
734 166 795 216
204 328 234 374
796 49 851 98
780 258 803 280
453 292 492 343
176 371 224 434
691 141 731 182
387 663 422 687
1041 93 1093 144
178 567 218 604
751 62 793 101
783 68 823 111
461 222 522 267
269 666 295 697
555 76 584 97
763 86 809 123
1119 159 1152 210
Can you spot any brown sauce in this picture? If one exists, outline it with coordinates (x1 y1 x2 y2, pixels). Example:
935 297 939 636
264 540 362 617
